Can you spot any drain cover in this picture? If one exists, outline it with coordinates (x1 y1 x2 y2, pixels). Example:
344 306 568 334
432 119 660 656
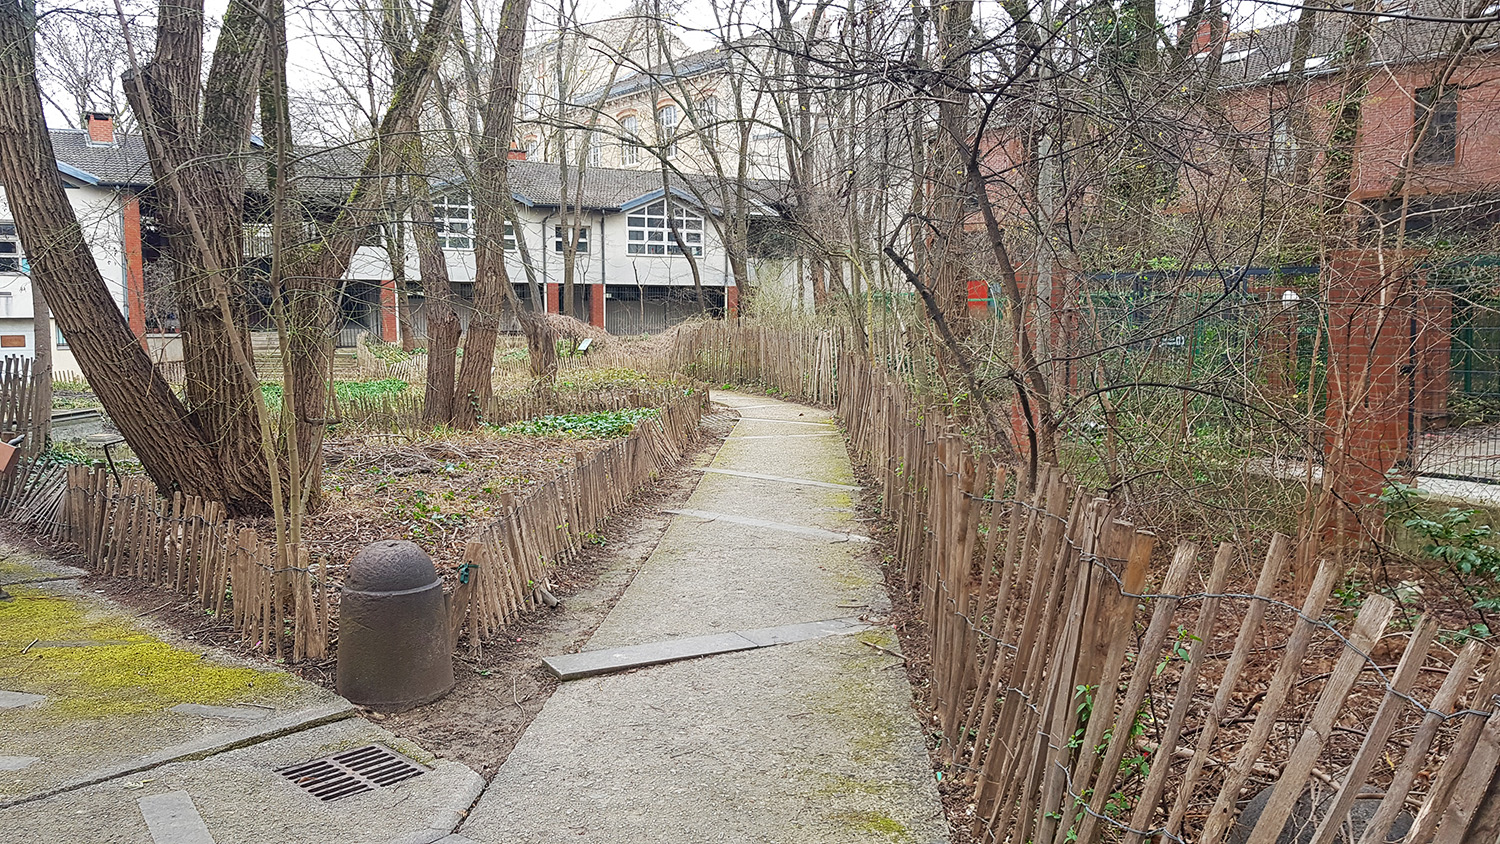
276 744 427 801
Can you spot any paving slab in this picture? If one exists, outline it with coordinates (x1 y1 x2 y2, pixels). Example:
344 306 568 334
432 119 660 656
542 617 866 680
2 718 483 844
0 551 339 807
460 392 945 843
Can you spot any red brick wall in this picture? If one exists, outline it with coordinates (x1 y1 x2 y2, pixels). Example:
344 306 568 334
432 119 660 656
1217 56 1500 201
546 283 560 313
588 284 605 328
1322 249 1432 507
123 194 146 347
726 284 739 317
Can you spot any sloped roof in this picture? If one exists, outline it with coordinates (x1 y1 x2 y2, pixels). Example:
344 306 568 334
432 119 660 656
1206 0 1500 87
48 129 153 187
44 128 789 213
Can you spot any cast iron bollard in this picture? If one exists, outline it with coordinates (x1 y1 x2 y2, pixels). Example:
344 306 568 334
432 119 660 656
336 540 455 710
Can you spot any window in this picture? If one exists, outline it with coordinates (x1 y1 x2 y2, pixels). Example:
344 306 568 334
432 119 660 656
588 136 602 168
503 222 517 252
1270 111 1297 175
1415 85 1458 166
0 293 11 316
0 224 20 272
658 104 679 158
525 136 541 162
432 192 473 249
699 97 719 145
554 226 590 253
621 114 640 166
626 200 703 256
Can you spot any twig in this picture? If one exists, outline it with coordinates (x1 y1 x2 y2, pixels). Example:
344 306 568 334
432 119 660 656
20 637 38 654
136 600 175 618
860 639 907 663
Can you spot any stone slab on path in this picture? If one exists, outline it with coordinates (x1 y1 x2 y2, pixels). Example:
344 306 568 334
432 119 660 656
542 617 867 680
459 392 946 843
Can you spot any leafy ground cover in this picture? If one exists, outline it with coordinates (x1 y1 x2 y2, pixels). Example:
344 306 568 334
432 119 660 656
493 408 660 439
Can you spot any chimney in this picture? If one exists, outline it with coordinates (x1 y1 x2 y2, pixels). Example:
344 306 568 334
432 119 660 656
1177 18 1219 55
508 146 527 161
85 112 116 146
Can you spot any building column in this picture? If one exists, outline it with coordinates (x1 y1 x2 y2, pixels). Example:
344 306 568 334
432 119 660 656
588 284 605 328
547 283 561 314
123 194 147 349
1322 248 1430 532
725 284 738 317
379 278 398 343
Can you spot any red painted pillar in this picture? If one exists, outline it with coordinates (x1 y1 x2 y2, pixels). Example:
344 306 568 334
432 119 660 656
1323 249 1428 518
546 283 561 314
380 278 398 342
725 284 739 317
123 195 147 349
588 284 605 328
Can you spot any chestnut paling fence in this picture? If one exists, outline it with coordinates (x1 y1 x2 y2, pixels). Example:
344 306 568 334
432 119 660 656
670 321 1500 844
4 390 706 663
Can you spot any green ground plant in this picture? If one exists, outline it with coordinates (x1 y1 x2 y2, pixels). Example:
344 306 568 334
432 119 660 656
494 408 660 439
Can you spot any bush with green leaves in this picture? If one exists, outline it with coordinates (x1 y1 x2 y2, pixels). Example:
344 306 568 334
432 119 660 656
1382 478 1500 581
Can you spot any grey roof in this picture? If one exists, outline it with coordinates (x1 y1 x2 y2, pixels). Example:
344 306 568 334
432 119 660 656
1207 0 1500 87
45 128 789 213
575 45 732 104
48 129 153 187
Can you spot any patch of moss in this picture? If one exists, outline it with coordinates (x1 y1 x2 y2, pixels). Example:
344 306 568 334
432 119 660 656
834 809 911 841
0 557 46 582
0 587 288 716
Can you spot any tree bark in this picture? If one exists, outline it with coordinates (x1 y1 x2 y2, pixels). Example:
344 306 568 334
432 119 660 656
0 0 249 508
452 0 531 427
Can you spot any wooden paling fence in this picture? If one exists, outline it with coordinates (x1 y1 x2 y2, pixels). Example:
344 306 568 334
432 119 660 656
672 322 1500 843
57 466 330 661
19 390 705 665
445 392 707 650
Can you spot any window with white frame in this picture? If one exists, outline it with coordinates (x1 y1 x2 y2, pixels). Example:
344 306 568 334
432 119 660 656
626 200 703 256
524 136 540 161
0 293 12 316
588 134 602 168
621 114 640 165
503 222 518 252
554 226 589 253
432 192 474 248
1270 111 1297 175
699 96 719 145
658 104 679 158
0 224 21 272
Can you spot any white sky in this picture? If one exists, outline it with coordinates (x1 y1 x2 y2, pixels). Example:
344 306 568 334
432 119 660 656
42 0 1297 131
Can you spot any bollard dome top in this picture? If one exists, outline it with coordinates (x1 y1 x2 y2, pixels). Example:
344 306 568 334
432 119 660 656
344 539 439 593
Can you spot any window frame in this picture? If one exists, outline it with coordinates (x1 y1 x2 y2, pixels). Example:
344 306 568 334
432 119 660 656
657 103 679 158
0 223 22 273
1414 84 1459 166
621 114 640 166
626 200 704 257
553 225 590 254
431 192 475 249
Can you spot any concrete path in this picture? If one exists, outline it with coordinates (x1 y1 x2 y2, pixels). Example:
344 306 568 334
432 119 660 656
459 393 947 844
0 542 478 844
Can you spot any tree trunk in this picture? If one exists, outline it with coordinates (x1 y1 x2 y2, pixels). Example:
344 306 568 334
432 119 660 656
452 0 531 428
0 1 253 509
409 166 462 425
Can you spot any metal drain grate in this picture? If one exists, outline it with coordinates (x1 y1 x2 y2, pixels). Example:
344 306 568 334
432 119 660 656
276 744 427 801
